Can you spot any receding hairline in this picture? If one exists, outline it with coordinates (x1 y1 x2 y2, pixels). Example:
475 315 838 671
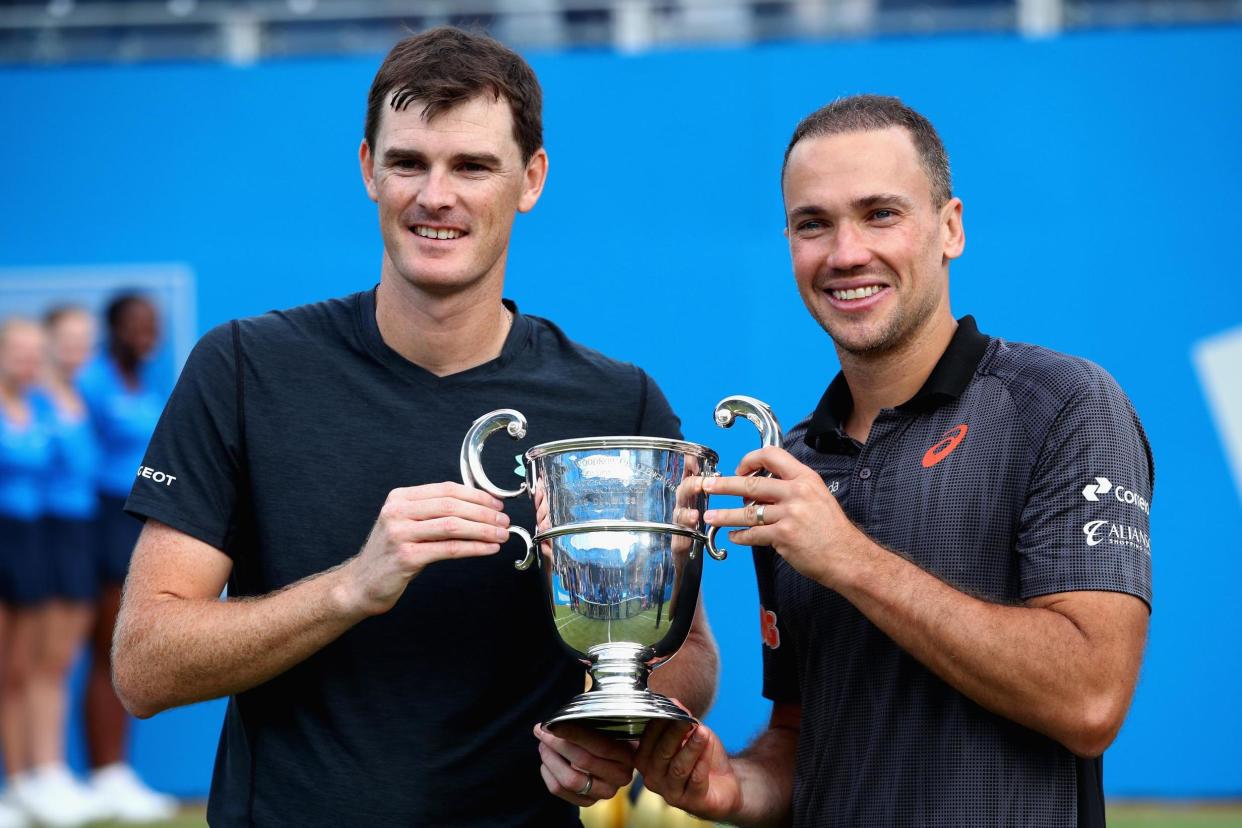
781 126 940 203
781 95 953 208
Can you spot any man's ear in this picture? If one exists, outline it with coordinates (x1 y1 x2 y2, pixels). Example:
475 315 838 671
518 148 549 213
942 197 965 261
359 139 379 203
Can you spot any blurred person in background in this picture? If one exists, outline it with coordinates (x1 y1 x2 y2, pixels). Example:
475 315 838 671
11 306 109 827
78 295 176 821
110 26 716 827
0 317 54 828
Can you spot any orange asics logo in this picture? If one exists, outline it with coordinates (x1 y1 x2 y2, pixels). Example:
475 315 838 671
760 606 781 649
921 424 969 469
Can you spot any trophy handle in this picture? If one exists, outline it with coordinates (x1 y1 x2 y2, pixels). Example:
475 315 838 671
706 395 783 561
460 409 537 571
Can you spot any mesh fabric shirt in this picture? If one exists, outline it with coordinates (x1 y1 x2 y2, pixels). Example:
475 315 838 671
754 317 1153 827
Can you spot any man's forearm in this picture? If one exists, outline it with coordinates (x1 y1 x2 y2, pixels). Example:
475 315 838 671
648 599 718 718
728 723 798 828
830 535 1145 755
114 562 366 717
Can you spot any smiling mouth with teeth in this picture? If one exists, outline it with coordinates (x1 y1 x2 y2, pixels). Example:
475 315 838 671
830 285 884 301
412 225 465 240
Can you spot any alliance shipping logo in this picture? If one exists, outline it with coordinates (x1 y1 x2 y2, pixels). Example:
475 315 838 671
1083 519 1151 555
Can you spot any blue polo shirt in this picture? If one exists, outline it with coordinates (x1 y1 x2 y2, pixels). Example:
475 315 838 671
755 316 1153 828
79 356 166 498
0 393 53 520
38 390 100 520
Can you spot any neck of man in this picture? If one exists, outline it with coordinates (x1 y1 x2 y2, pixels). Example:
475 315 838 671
838 305 957 444
375 264 512 378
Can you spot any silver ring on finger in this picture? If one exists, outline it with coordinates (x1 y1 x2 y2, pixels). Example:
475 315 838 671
755 503 767 526
575 772 593 797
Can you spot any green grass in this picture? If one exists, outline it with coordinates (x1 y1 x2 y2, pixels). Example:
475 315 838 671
93 808 206 827
83 802 1242 827
1108 804 1242 827
552 604 672 654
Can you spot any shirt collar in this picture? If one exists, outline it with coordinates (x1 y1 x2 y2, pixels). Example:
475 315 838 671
805 316 990 453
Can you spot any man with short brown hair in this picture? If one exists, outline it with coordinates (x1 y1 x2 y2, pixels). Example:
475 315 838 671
619 95 1152 827
112 27 717 826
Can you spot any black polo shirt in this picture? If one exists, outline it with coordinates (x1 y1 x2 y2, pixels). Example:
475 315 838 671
125 291 683 827
754 316 1153 827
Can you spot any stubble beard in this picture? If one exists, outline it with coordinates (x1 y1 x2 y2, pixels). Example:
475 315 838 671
817 276 941 359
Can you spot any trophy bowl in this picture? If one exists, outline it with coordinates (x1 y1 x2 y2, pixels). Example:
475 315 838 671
460 396 780 737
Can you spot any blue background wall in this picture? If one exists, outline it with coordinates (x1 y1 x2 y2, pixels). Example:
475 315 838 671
2 24 1240 799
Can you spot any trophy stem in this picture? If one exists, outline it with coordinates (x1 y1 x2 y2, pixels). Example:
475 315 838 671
590 643 649 692
544 643 696 739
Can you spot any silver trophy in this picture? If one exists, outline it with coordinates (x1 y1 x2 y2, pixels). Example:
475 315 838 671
460 395 781 737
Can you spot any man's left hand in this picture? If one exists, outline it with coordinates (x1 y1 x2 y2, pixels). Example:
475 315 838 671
704 446 861 588
534 723 637 807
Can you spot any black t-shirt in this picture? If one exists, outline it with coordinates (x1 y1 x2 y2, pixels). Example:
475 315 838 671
756 318 1153 827
125 289 682 827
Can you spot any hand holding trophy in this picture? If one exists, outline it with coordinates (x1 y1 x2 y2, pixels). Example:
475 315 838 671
459 395 780 738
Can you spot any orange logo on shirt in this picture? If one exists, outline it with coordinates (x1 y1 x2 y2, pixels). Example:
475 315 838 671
921 424 968 468
760 605 781 650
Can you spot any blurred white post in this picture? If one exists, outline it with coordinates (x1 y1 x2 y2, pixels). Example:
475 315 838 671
614 0 655 53
835 0 877 34
793 0 829 36
795 0 877 37
497 0 566 48
221 10 260 66
679 0 752 43
1019 0 1063 37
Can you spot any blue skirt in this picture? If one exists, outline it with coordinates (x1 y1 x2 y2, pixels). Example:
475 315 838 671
44 515 99 602
0 515 54 606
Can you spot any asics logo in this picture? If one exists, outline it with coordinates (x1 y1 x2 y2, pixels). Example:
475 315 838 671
922 424 969 469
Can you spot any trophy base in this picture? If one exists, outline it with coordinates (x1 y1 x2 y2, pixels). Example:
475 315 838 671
544 689 696 739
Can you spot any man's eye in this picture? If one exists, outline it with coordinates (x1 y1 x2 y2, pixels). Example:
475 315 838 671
394 160 422 170
797 220 825 233
871 209 895 221
460 163 488 173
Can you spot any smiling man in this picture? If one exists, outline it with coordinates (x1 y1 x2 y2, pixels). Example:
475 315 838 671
632 96 1153 826
110 27 717 826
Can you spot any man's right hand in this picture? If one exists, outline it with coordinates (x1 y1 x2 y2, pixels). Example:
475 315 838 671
341 483 512 616
635 719 743 822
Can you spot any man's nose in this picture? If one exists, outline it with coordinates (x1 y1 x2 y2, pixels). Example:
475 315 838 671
416 166 456 212
826 222 872 271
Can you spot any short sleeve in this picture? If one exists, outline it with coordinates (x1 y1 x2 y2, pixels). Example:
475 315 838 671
636 370 684 440
1016 369 1153 608
753 546 800 703
123 321 243 554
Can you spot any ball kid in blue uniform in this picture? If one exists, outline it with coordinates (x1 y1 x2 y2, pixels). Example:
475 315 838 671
7 307 110 827
0 317 57 823
77 295 176 819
